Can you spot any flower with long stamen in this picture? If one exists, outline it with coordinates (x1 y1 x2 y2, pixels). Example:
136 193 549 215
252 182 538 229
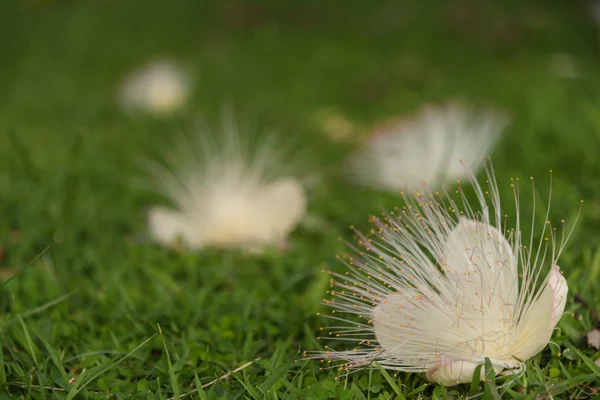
346 102 509 192
312 163 579 386
146 114 308 252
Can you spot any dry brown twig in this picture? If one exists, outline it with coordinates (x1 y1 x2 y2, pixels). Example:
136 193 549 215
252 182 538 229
167 357 261 400
12 357 260 398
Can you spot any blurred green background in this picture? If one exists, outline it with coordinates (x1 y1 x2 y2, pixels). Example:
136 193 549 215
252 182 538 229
1 0 600 398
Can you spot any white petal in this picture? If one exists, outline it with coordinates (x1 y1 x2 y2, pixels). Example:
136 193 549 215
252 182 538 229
373 291 524 385
426 356 510 386
259 179 307 238
148 207 197 246
372 292 464 361
586 329 600 350
510 265 568 360
441 218 518 307
200 179 306 248
372 290 523 374
372 293 415 355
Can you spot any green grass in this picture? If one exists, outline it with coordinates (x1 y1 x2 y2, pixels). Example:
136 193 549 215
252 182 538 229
1 0 600 398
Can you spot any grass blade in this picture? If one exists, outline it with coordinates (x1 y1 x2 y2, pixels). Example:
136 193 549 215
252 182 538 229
374 362 404 398
65 334 156 400
469 364 483 397
572 348 600 377
16 310 40 371
158 324 181 399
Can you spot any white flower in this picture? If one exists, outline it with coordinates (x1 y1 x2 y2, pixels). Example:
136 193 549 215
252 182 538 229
146 116 307 252
315 164 578 386
118 59 190 115
346 103 508 192
587 329 600 350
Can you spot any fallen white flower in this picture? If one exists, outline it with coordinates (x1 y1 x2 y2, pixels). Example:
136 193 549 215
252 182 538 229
118 59 190 115
147 117 307 252
586 328 600 350
346 102 508 192
314 163 578 386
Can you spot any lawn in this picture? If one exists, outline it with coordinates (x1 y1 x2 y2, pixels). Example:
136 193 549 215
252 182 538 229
1 0 600 398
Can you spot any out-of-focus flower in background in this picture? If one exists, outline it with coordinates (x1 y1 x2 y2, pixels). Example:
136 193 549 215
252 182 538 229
118 58 191 116
591 1 600 27
345 102 509 192
312 165 578 386
550 53 580 79
146 114 308 253
587 328 600 350
313 107 361 142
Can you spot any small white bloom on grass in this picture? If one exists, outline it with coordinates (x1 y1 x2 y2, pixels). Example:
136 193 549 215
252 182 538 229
146 115 308 252
313 163 579 386
587 329 600 350
118 59 191 116
346 102 509 192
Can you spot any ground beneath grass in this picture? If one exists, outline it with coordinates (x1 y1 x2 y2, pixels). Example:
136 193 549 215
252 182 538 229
1 0 600 398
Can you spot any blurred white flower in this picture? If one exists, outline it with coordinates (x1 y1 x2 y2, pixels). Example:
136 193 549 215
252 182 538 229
313 164 578 386
550 53 580 79
313 107 360 142
118 59 191 115
146 115 307 252
346 102 508 192
587 329 600 350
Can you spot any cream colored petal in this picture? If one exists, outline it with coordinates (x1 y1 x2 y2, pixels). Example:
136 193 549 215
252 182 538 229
426 356 507 386
441 218 518 306
372 294 413 355
372 292 444 358
586 329 600 350
510 265 568 360
204 179 306 248
259 179 307 239
148 207 196 247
